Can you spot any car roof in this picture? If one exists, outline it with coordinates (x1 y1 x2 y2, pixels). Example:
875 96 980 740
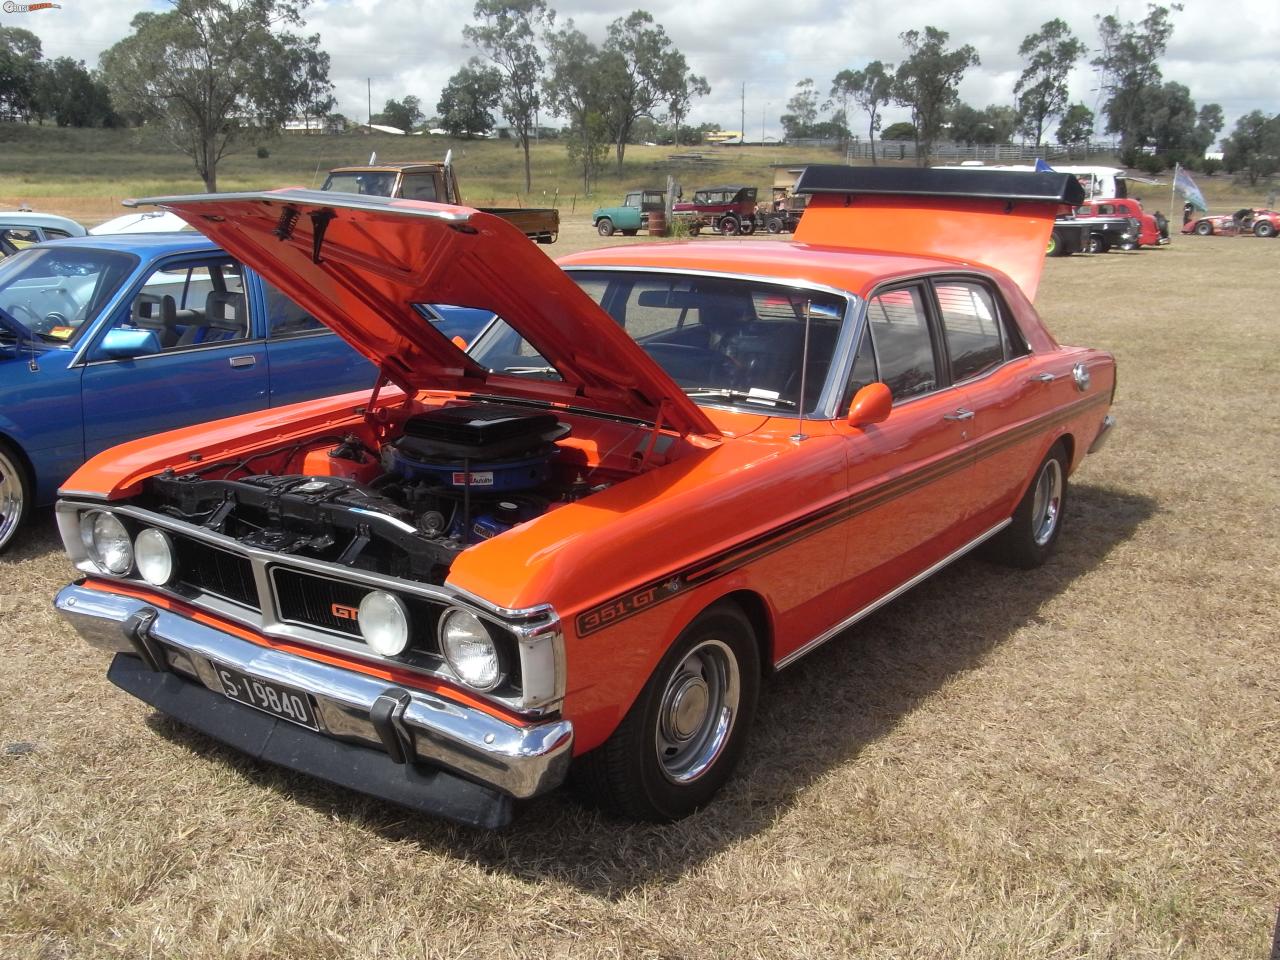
555 239 979 299
0 212 86 233
694 185 751 192
40 232 219 257
328 163 439 173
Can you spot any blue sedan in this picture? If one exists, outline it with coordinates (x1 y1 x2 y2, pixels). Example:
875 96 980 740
0 233 383 552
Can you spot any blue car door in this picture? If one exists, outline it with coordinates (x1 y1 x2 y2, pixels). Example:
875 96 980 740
252 274 376 406
80 254 269 457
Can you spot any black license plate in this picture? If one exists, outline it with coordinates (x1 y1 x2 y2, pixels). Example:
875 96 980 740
212 662 319 730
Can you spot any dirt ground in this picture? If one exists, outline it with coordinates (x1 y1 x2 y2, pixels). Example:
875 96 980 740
0 229 1277 959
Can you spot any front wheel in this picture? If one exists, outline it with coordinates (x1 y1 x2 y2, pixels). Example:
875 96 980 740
621 228 638 236
1195 220 1213 236
573 603 760 821
1254 221 1276 238
766 216 784 234
987 441 1069 570
1046 230 1064 256
0 440 31 554
596 218 615 237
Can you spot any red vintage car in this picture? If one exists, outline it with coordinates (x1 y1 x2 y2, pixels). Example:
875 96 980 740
53 168 1116 826
1182 208 1280 238
1075 198 1167 247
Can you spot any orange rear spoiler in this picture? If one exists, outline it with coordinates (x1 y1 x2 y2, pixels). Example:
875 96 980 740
792 166 1086 300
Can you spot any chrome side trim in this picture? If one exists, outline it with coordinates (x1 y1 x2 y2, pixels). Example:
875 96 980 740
1087 414 1116 454
774 518 1012 669
54 584 573 799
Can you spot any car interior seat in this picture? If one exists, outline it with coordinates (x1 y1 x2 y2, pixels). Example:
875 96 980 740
179 290 246 346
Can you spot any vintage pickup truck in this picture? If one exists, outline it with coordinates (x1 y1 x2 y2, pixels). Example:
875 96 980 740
322 159 559 244
53 169 1115 827
592 190 666 237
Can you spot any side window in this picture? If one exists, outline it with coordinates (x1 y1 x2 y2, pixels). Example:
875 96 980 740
399 173 438 202
113 258 250 352
43 228 72 240
2 228 40 252
1098 204 1115 215
935 280 1005 382
866 286 938 401
263 280 326 338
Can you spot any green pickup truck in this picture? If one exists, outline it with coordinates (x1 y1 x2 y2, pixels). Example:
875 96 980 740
592 190 666 236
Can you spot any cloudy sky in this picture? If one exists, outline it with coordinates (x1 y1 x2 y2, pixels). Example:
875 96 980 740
6 0 1277 142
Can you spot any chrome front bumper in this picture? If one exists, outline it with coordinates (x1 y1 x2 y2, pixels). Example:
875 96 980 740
56 584 574 823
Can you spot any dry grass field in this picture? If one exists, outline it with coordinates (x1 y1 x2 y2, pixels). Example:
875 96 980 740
1 168 1278 957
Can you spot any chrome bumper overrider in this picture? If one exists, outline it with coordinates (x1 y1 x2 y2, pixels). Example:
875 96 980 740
1088 414 1117 454
55 584 574 803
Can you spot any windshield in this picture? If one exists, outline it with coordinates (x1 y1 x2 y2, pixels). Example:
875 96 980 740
468 270 849 413
0 246 138 345
321 171 398 197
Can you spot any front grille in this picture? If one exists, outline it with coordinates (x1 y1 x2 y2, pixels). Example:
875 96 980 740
272 567 442 652
273 567 367 637
174 536 259 609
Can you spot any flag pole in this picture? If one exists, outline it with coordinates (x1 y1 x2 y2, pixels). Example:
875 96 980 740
1171 162 1179 223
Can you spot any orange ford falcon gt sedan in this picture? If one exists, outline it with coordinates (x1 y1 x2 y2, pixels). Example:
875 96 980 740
53 167 1115 826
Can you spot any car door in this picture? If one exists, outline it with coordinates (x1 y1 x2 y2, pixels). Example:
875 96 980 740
830 281 980 615
251 273 375 407
932 276 1067 531
80 254 268 457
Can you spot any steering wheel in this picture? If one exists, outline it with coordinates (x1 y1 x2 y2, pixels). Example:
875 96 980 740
8 302 42 325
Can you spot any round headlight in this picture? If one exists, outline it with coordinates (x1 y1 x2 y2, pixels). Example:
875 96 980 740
358 590 410 657
439 607 502 691
83 511 133 575
134 528 176 586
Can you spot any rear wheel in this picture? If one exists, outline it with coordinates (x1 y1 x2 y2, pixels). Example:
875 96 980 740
1195 220 1213 236
1254 220 1276 238
719 216 740 236
621 228 638 236
0 440 31 554
596 218 615 237
739 220 755 236
987 441 1069 570
573 603 760 821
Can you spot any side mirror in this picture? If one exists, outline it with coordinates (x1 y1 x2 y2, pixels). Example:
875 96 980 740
847 382 892 428
99 328 161 359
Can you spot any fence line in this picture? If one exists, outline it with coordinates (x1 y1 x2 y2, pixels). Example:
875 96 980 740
843 140 1121 164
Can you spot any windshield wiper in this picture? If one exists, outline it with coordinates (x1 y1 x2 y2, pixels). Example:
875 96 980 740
502 364 558 375
683 387 797 408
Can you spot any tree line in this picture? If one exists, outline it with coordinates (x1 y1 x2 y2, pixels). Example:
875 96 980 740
786 6 1242 175
1 0 1275 193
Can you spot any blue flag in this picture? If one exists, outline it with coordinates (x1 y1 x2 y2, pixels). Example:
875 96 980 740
1034 157 1055 173
1174 165 1208 212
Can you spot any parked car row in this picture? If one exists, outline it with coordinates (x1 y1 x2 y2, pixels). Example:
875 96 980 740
35 167 1116 829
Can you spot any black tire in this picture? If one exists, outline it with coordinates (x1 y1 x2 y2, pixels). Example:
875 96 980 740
719 216 740 236
572 602 761 821
1087 235 1103 254
1254 220 1275 238
987 441 1069 570
766 217 784 234
0 439 32 554
1195 220 1213 236
596 218 615 237
1046 230 1065 256
739 220 755 236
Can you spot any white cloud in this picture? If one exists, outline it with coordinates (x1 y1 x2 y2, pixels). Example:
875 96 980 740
7 0 1276 140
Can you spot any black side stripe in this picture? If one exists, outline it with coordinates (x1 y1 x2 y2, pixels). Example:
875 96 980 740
574 393 1108 637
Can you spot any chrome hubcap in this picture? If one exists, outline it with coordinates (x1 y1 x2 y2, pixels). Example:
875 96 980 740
0 449 21 548
1031 458 1063 546
655 638 740 783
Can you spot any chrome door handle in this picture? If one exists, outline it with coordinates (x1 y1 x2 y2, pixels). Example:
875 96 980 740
1029 372 1056 382
943 408 975 421
229 355 256 368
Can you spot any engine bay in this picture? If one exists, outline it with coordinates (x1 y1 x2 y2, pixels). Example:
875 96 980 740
141 402 637 584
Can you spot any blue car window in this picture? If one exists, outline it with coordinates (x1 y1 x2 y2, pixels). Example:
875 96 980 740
262 280 326 338
0 245 137 344
107 257 251 352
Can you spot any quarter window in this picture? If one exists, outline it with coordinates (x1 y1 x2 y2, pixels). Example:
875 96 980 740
935 280 1005 382
866 286 937 401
